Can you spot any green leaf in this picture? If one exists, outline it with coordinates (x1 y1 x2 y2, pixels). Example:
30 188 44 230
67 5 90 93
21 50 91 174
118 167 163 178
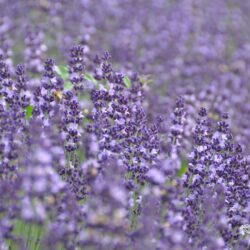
84 73 97 84
123 76 131 88
78 196 88 205
55 65 69 80
55 65 73 90
64 81 73 90
25 105 33 120
138 74 153 85
177 159 188 177
6 219 45 250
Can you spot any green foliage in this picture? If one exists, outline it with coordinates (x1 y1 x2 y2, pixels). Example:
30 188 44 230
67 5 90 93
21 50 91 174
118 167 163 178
123 76 131 88
84 73 97 84
6 219 45 250
177 158 188 177
55 65 68 79
56 65 99 90
25 105 33 120
138 74 154 85
55 65 73 90
64 81 74 90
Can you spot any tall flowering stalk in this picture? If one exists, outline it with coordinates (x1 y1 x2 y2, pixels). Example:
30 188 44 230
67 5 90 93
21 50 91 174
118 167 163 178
145 96 188 250
0 60 29 181
183 108 250 249
183 107 216 248
89 53 160 232
212 114 250 248
33 58 63 126
68 45 85 93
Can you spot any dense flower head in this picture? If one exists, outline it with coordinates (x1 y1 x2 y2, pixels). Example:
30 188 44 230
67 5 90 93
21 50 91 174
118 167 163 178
61 90 83 153
33 58 64 125
68 45 85 92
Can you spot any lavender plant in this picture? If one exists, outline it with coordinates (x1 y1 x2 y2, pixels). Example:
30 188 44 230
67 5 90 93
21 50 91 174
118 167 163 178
0 1 249 250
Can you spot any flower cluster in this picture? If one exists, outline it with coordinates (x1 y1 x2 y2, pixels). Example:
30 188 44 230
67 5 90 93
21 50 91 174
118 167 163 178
68 45 85 92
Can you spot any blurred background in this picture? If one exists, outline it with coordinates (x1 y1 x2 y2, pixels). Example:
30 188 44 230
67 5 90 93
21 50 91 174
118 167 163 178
2 0 250 149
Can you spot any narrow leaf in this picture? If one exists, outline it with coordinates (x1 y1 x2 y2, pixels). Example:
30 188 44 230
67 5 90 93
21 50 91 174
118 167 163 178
25 105 33 120
64 81 73 90
177 159 188 177
84 73 97 84
123 76 131 88
55 65 69 80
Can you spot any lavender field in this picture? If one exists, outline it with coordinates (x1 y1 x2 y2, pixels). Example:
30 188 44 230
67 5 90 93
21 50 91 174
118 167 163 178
0 1 250 249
